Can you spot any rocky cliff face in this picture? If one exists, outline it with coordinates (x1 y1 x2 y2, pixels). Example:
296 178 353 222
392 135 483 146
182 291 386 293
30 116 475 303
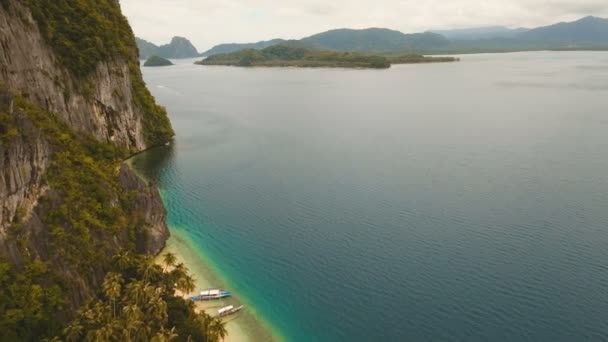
118 164 169 255
0 1 149 152
0 91 50 263
0 0 172 311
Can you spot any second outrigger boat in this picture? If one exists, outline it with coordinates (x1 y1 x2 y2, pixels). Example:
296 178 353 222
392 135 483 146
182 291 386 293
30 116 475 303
189 289 231 301
218 305 244 317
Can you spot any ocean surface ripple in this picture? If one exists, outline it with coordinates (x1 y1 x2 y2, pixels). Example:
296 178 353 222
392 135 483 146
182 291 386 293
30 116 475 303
135 52 608 342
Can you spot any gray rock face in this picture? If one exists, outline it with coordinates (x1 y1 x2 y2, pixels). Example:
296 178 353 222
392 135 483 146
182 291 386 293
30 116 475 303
0 1 147 152
0 0 172 317
0 0 170 276
0 91 51 237
118 164 169 255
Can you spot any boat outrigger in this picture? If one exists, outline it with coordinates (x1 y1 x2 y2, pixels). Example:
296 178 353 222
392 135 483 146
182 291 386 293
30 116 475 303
189 289 231 301
218 305 244 317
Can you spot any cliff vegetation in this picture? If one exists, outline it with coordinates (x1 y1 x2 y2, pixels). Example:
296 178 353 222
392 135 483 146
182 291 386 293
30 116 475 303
0 1 226 340
26 0 174 147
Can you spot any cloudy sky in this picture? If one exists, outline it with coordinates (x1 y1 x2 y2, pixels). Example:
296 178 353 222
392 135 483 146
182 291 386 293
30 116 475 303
120 0 608 51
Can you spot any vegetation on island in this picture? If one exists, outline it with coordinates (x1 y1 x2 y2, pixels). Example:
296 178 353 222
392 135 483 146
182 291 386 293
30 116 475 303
144 56 174 67
198 45 459 68
26 0 174 147
198 45 392 68
201 38 287 57
387 54 460 64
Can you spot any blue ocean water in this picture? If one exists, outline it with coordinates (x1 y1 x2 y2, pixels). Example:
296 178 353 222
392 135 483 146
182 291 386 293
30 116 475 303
133 52 608 341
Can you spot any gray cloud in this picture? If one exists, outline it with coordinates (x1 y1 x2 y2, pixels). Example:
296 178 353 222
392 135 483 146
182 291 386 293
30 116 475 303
119 0 608 51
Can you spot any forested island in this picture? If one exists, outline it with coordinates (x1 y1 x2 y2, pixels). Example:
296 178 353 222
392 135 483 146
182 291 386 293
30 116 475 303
144 55 174 67
198 45 391 68
197 45 458 68
388 54 460 64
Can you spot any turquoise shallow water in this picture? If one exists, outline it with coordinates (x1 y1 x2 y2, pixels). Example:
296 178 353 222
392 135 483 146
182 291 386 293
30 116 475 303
134 52 608 341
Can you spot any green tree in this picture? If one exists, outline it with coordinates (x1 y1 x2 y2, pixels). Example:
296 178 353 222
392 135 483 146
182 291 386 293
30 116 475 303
162 252 177 271
210 318 228 342
102 272 123 319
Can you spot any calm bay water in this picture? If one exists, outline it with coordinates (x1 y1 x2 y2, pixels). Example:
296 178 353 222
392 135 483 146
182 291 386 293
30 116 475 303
134 52 608 341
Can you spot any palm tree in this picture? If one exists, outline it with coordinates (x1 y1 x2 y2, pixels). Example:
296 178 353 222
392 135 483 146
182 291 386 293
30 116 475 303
196 312 213 341
122 304 143 341
93 324 113 342
176 273 196 295
126 281 148 306
162 252 177 271
151 326 178 342
133 320 152 342
113 249 132 271
173 262 187 274
145 292 168 327
123 304 143 323
103 272 123 318
210 318 228 342
138 257 161 282
64 320 84 342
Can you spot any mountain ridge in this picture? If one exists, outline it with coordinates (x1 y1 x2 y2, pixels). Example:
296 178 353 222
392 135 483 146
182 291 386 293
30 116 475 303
201 16 608 56
136 36 201 59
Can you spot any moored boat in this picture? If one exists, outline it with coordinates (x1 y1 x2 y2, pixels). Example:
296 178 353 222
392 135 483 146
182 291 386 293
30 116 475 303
218 305 244 317
189 289 231 301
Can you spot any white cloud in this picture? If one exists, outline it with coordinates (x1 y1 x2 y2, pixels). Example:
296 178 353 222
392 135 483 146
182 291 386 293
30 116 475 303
119 0 608 51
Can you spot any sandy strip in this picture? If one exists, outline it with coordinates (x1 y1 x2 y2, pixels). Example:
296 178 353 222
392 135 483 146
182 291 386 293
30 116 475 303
155 229 276 342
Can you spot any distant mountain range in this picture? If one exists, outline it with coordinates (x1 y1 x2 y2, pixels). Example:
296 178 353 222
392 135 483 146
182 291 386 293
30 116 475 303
431 26 530 41
518 16 608 43
136 36 200 59
202 39 288 57
201 16 608 57
202 29 448 56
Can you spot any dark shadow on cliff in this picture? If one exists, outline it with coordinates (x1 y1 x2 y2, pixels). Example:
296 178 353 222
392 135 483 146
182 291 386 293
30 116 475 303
129 140 176 184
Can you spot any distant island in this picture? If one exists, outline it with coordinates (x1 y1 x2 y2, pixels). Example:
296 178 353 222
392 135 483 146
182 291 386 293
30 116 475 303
201 16 608 57
144 55 174 67
388 54 459 64
136 36 200 59
198 45 391 68
197 45 458 69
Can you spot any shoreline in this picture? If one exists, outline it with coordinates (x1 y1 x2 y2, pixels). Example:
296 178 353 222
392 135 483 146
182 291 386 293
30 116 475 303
155 227 279 342
127 145 281 342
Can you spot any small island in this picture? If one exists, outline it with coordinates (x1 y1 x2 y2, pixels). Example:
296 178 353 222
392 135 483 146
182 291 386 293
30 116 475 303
197 45 391 69
143 55 174 67
196 45 459 69
388 54 460 64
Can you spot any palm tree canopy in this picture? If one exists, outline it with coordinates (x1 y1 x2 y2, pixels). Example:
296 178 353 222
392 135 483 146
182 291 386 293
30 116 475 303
162 252 177 269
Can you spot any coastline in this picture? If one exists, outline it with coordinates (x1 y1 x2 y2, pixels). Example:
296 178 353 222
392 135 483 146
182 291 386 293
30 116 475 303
155 228 278 342
125 158 279 342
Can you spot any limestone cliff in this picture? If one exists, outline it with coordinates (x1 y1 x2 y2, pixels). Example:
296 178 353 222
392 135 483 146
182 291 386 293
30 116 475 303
0 0 173 314
1 1 148 151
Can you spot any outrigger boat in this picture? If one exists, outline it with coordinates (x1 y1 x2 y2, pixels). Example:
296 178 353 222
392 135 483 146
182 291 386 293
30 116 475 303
218 305 244 317
189 289 231 301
